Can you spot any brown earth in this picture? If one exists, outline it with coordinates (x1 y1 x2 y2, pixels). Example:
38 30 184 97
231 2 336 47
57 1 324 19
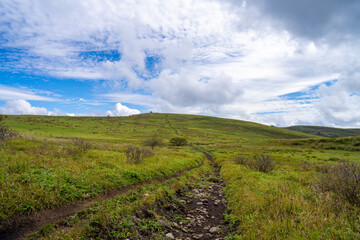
155 167 231 240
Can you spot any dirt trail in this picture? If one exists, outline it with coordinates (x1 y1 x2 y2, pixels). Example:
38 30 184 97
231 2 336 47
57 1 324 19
0 159 204 240
154 145 231 239
156 166 230 239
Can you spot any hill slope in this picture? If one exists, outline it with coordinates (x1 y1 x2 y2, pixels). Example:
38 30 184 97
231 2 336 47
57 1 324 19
286 125 360 138
5 113 316 141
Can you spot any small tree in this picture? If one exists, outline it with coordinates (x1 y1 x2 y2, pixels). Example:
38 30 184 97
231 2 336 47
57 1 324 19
169 137 187 146
143 135 162 150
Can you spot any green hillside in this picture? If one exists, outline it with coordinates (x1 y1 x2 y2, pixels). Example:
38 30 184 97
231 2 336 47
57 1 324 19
286 125 360 138
2 113 360 239
6 113 316 142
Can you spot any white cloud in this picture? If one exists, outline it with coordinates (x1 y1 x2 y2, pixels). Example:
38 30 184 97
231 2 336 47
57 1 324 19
0 100 50 115
0 100 76 116
106 103 140 116
1 0 360 127
0 85 58 101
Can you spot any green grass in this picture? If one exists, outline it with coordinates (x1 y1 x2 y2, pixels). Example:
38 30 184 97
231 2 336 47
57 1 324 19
2 113 360 239
210 138 360 239
30 160 212 240
0 137 202 223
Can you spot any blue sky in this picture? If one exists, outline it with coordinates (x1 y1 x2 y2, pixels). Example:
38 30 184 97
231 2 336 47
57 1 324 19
0 0 360 127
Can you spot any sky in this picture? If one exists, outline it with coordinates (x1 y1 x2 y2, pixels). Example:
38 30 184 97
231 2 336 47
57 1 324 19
0 0 360 127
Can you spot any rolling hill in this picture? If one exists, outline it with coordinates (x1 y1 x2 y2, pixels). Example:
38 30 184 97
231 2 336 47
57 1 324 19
285 125 360 138
2 113 360 239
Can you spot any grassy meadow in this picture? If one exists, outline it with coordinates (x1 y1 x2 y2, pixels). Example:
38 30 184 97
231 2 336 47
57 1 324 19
1 113 360 239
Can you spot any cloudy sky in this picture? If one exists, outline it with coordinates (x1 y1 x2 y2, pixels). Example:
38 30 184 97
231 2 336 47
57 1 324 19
0 0 359 127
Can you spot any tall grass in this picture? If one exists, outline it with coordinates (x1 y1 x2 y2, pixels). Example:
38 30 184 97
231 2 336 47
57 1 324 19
0 137 202 224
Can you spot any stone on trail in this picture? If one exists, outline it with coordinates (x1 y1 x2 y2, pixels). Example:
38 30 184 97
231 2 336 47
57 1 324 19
209 226 219 233
165 232 175 239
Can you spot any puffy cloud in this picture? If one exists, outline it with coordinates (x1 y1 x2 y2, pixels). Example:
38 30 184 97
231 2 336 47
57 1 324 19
0 100 76 116
150 69 243 107
227 0 360 41
0 100 50 115
315 82 360 127
106 103 140 116
1 0 360 127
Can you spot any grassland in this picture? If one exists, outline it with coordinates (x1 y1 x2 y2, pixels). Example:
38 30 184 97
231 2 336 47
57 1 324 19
1 113 360 239
286 125 360 138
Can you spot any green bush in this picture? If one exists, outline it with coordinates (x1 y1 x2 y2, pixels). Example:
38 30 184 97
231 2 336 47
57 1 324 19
169 137 187 146
234 154 275 173
124 145 154 164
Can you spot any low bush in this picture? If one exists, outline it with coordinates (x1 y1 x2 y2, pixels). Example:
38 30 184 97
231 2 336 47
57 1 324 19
315 161 360 205
124 145 154 164
234 154 275 173
251 155 275 173
169 137 187 146
0 115 15 145
73 138 92 153
233 156 247 165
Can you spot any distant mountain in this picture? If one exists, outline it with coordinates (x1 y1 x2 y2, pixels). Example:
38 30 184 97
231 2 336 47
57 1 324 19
285 125 360 138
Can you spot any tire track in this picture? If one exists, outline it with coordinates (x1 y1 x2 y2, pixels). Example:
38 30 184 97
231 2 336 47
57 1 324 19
0 156 207 240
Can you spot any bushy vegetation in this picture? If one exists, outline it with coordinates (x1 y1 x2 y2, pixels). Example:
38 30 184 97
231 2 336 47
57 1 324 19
0 115 15 145
169 137 187 146
124 145 154 164
315 161 360 205
73 138 92 153
234 154 275 173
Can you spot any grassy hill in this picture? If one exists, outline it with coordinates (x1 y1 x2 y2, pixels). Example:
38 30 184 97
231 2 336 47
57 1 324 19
2 113 360 239
6 113 316 142
286 125 360 138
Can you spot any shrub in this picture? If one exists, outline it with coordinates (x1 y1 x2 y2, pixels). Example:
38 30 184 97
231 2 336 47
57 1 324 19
124 145 154 164
234 154 275 173
315 161 360 205
143 135 162 150
233 156 247 165
169 137 187 146
251 155 275 173
73 138 92 153
0 115 15 145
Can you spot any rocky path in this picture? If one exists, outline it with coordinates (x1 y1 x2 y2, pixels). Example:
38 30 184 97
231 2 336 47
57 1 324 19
158 167 230 240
